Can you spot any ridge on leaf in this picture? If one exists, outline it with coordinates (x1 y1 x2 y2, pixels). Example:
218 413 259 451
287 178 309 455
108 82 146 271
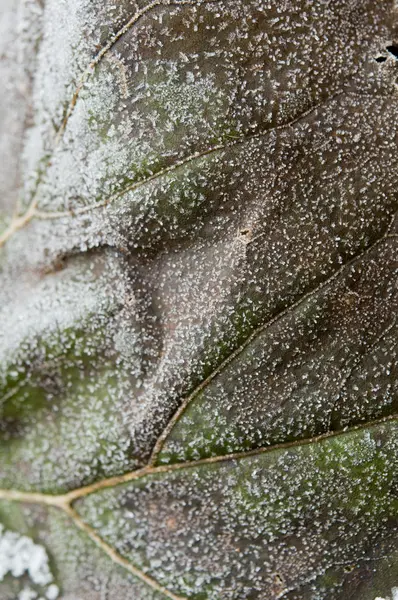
0 0 397 598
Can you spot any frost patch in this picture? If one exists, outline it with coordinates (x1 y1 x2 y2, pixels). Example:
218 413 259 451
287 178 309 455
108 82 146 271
375 587 398 600
0 525 58 599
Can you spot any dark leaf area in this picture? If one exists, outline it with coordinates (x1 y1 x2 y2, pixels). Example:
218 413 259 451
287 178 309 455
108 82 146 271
0 0 397 599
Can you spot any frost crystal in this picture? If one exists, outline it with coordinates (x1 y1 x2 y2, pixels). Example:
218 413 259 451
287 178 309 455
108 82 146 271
0 525 57 598
375 589 398 600
0 0 397 598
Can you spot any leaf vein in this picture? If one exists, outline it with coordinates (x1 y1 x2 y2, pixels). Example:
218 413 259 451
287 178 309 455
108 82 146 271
0 0 201 248
149 229 398 463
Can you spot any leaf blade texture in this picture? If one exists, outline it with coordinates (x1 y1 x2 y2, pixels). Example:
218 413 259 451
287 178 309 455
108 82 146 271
0 0 397 598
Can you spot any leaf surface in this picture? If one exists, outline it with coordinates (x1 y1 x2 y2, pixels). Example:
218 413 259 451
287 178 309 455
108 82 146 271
76 421 398 600
0 500 167 599
0 0 398 598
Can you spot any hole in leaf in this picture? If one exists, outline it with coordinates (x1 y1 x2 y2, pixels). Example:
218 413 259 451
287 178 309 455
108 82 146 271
238 228 253 245
344 564 356 573
386 44 398 59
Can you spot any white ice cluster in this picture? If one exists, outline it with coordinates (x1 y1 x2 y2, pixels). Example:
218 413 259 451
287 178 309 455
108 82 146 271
0 525 59 600
375 589 398 600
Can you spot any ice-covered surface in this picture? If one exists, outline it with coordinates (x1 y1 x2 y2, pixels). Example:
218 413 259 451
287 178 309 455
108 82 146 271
0 502 166 599
158 239 398 463
2 86 398 492
77 422 398 600
0 0 397 598
0 0 42 217
375 589 398 600
25 0 396 212
0 524 55 592
0 250 147 492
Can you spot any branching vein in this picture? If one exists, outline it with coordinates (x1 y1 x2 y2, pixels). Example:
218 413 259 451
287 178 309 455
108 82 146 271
0 0 199 249
1 407 398 597
1 411 398 505
149 228 398 463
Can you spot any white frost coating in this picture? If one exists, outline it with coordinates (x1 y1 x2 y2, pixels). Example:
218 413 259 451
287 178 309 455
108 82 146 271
23 0 101 193
0 525 58 598
0 525 52 585
46 584 59 600
0 271 109 363
0 0 42 214
0 250 145 492
18 589 39 600
375 588 398 600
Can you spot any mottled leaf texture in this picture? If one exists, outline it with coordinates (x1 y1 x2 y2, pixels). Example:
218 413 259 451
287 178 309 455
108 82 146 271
0 0 397 598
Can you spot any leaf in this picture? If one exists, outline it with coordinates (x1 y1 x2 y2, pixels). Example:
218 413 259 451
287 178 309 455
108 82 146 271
157 238 398 464
0 500 168 599
0 0 397 598
75 421 398 600
0 249 146 492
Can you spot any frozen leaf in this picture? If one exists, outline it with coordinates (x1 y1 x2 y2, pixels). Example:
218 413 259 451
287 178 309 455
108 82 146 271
0 500 167 599
0 250 150 492
0 0 397 598
76 422 398 600
157 238 398 463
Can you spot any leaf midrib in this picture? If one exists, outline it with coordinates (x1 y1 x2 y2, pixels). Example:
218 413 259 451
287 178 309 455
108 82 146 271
1 403 398 504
